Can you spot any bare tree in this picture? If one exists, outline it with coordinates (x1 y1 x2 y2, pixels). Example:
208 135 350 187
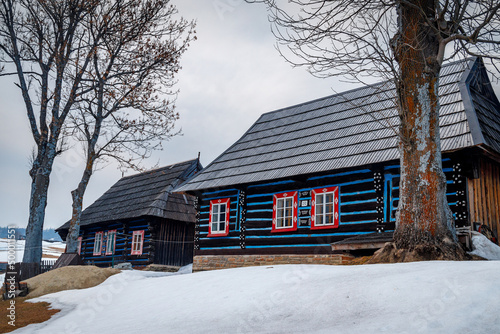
248 0 500 260
0 0 101 264
64 0 195 253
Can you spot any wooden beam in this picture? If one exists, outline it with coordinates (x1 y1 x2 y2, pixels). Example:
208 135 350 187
331 241 389 251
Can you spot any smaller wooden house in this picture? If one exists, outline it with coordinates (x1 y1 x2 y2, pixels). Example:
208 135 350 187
176 57 500 271
56 158 202 268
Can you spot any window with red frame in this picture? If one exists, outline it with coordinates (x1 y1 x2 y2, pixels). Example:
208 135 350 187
272 192 298 232
77 236 82 255
93 232 103 256
208 198 230 237
131 230 144 255
311 186 340 229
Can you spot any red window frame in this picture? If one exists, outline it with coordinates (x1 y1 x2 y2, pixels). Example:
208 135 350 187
77 236 82 255
272 191 298 233
93 231 103 256
208 198 231 237
105 230 117 255
131 230 145 255
311 186 340 230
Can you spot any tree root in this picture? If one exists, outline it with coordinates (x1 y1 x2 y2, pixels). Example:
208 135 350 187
367 241 470 264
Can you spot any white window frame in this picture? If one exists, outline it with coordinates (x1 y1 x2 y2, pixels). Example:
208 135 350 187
131 230 144 255
276 197 294 229
208 198 230 237
272 192 297 233
105 230 117 256
93 231 103 256
311 186 340 230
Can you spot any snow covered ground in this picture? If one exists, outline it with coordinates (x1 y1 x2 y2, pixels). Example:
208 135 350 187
2 236 499 333
469 232 500 260
10 260 500 334
0 238 65 263
0 238 65 282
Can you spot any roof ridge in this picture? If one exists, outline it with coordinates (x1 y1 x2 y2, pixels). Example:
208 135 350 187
258 57 474 120
117 158 199 181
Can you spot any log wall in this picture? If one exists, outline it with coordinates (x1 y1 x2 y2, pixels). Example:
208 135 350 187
78 218 165 268
195 156 468 256
153 219 194 267
467 156 500 243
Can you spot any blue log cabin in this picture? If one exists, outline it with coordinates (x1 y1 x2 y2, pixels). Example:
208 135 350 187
56 158 203 268
176 57 500 271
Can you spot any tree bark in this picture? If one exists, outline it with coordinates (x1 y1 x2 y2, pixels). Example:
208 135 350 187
392 0 457 250
23 147 57 264
66 164 93 253
66 127 99 253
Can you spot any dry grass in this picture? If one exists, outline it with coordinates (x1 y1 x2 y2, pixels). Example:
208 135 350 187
24 265 120 298
0 297 60 333
0 265 120 332
342 255 373 265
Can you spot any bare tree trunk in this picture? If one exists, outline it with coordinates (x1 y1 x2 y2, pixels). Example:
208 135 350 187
66 111 101 253
23 148 57 264
395 71 456 247
66 163 93 253
389 0 460 256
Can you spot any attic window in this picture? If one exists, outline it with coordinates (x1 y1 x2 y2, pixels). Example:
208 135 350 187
131 230 145 255
93 232 103 256
272 192 298 233
208 198 230 237
311 186 340 230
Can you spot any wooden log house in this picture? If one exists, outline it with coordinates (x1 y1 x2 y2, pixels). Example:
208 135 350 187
57 159 203 268
176 58 500 271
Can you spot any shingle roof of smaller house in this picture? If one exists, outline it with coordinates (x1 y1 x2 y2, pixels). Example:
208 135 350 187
177 57 500 192
57 159 202 231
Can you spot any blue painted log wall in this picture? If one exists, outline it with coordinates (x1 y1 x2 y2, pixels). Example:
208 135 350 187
195 156 468 255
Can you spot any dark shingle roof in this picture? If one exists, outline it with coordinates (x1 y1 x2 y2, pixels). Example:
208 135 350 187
178 57 500 192
57 159 202 231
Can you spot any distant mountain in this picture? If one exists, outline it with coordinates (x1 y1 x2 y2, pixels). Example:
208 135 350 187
0 227 63 242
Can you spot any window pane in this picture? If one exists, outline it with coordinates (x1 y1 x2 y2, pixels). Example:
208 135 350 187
212 222 218 232
326 193 334 203
285 207 292 218
316 202 322 214
316 194 323 205
277 198 284 208
219 222 225 232
317 214 324 225
213 204 219 215
132 235 137 251
326 203 333 214
326 214 333 225
285 198 292 208
285 217 292 227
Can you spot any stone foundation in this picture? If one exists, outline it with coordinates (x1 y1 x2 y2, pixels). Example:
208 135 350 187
193 254 355 271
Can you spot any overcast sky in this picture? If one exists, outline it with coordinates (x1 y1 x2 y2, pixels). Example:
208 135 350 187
0 1 342 230
0 1 498 231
